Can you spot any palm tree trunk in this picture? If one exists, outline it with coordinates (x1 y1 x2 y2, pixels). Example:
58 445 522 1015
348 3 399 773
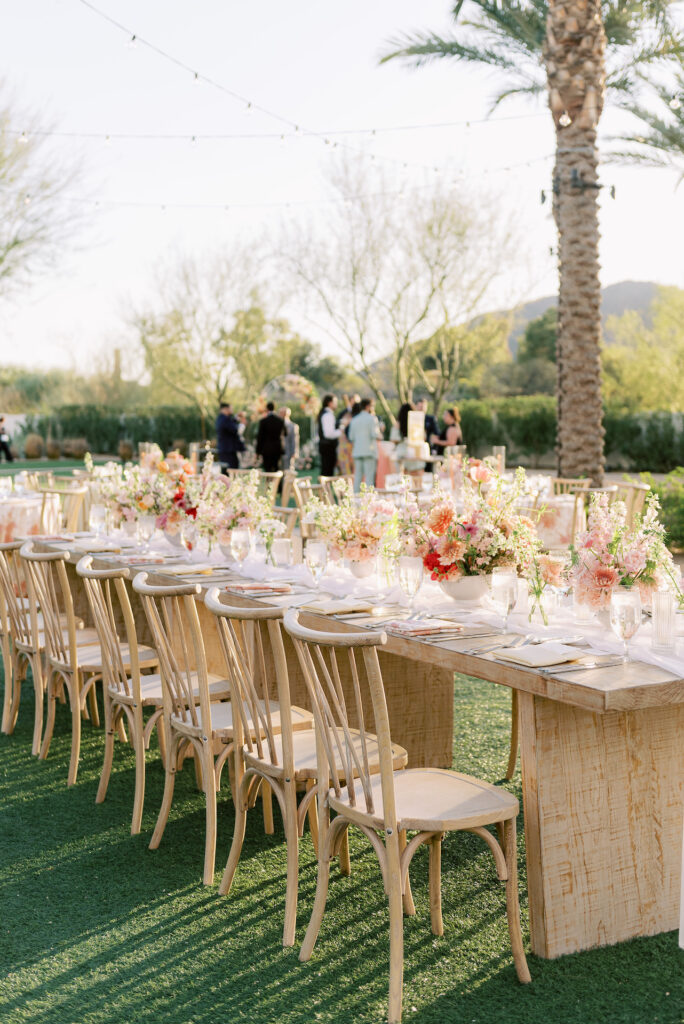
545 0 606 484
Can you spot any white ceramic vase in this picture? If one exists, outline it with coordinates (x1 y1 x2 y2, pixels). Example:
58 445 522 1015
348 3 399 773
439 575 489 603
348 558 375 579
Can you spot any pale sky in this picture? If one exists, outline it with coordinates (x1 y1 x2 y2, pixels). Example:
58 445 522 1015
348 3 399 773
1 0 683 374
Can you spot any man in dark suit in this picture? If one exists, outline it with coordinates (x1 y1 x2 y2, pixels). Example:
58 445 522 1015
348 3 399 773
256 402 285 473
215 402 243 471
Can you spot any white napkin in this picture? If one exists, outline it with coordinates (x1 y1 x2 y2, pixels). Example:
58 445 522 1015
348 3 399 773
299 598 374 615
494 642 584 668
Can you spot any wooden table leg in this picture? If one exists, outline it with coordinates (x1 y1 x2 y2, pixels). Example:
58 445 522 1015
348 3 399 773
518 691 684 957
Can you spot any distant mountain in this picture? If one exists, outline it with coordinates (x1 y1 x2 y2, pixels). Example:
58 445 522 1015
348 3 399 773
508 280 660 353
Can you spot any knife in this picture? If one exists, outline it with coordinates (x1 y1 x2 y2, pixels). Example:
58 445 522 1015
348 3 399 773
541 657 624 674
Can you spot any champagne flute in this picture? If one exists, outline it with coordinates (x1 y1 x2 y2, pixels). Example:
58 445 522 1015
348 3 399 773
609 588 642 662
137 514 156 552
490 567 518 633
397 555 423 615
230 528 251 564
305 541 327 590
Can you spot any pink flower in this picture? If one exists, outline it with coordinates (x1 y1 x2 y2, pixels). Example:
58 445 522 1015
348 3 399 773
469 463 492 484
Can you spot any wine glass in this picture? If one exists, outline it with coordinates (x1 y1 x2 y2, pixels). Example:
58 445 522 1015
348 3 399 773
397 555 423 614
89 503 106 536
490 567 518 633
137 514 156 552
609 588 642 662
179 520 197 557
230 528 251 564
305 541 327 589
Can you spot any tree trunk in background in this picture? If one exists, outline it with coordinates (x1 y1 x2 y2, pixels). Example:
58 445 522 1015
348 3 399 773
545 0 606 484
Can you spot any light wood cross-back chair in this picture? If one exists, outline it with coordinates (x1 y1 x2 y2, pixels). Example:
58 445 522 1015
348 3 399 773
283 609 530 1023
40 486 88 534
270 506 299 538
75 557 162 834
204 591 320 945
261 471 283 508
20 543 154 785
0 541 33 744
205 593 407 946
550 476 592 495
132 573 243 885
280 469 296 509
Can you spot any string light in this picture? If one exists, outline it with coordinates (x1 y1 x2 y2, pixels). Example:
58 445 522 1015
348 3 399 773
128 34 137 49
74 0 548 177
670 95 681 111
559 111 572 127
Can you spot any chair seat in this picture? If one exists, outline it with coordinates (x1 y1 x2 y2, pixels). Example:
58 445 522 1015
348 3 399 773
331 767 519 832
18 626 99 656
51 641 158 674
176 699 313 740
244 726 407 781
111 672 231 707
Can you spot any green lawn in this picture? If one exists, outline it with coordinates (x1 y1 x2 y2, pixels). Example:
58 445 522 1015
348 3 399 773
0 459 92 477
0 672 681 1024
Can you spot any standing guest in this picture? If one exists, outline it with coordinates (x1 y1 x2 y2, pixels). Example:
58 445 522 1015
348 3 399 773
348 398 382 491
433 408 464 451
215 402 243 472
336 409 354 477
0 418 13 462
318 394 340 477
256 402 285 473
392 402 425 480
278 407 299 472
337 392 361 426
416 398 439 471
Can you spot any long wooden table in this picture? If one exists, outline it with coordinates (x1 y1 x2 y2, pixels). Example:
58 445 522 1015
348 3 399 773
57 548 684 961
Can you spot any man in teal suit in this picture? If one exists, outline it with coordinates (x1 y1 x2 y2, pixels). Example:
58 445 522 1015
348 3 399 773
347 398 382 491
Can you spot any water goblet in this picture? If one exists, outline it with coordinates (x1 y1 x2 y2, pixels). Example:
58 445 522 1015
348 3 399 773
305 541 327 590
490 567 518 633
89 503 106 536
179 520 198 557
137 514 156 552
609 588 642 662
230 528 251 564
397 555 423 614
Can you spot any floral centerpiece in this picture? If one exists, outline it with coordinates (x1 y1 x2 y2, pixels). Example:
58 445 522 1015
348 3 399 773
305 481 397 566
569 491 679 609
206 470 273 548
419 463 540 585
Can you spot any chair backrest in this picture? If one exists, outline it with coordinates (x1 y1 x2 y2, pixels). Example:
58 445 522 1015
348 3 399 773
270 506 299 538
613 480 650 526
261 471 283 507
0 540 35 652
292 479 324 539
282 609 394 824
205 589 293 773
280 470 296 509
75 557 143 702
319 475 353 505
19 543 77 671
131 573 211 731
550 477 591 495
40 486 88 533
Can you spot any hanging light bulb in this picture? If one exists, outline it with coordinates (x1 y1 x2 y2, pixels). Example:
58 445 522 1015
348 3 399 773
670 95 681 111
245 102 253 115
104 135 112 147
18 131 28 145
128 34 137 49
192 72 200 86
559 111 572 127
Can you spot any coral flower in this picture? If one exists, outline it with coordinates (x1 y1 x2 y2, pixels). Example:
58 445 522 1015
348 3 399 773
594 565 619 591
426 502 455 537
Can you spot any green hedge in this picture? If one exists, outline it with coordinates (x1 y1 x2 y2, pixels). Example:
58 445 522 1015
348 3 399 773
24 404 315 456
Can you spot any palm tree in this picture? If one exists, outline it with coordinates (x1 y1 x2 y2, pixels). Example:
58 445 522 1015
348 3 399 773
382 1 681 483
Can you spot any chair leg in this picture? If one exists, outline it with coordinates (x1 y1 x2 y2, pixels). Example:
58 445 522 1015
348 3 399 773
131 711 146 836
261 779 274 835
503 818 531 984
398 829 415 916
219 768 249 896
299 842 332 961
1 633 13 733
149 737 178 850
87 680 100 728
506 689 519 780
338 828 351 876
30 655 44 756
67 678 82 786
156 714 167 768
39 676 58 760
305 779 319 856
96 701 117 805
8 655 25 735
282 780 300 948
429 834 444 936
386 837 405 1024
202 747 218 885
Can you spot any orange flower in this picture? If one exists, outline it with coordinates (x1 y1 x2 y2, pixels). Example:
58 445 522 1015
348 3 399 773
427 502 455 537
